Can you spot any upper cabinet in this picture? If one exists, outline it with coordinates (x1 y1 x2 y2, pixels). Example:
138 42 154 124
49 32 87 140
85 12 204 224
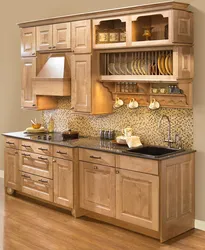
92 10 193 49
36 23 71 51
21 27 36 57
71 20 91 53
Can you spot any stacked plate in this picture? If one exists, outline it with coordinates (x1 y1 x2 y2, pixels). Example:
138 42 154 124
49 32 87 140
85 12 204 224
158 54 173 75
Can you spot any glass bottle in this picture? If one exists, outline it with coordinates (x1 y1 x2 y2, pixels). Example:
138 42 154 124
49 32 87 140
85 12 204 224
48 114 54 133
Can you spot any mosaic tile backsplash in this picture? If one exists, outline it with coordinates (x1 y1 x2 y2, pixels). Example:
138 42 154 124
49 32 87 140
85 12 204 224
43 97 193 149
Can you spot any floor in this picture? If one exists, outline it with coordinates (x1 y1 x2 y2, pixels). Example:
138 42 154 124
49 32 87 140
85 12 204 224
1 179 205 250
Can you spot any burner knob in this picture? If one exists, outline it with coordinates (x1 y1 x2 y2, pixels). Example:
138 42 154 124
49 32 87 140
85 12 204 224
43 135 47 140
48 136 52 140
38 135 41 139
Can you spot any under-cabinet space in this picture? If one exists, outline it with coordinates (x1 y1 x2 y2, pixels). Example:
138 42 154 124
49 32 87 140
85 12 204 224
53 158 73 208
19 151 53 179
21 27 36 57
20 172 53 202
116 168 159 231
80 162 116 217
93 16 128 49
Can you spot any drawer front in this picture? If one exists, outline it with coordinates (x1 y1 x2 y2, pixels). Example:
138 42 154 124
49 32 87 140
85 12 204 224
19 152 53 179
5 137 19 149
20 140 52 156
79 149 115 167
20 172 53 202
116 155 158 175
53 146 73 160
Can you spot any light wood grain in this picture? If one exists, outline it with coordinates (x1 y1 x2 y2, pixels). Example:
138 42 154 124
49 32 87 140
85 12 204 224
4 148 19 190
71 20 91 53
20 171 53 202
53 158 73 208
5 137 19 149
36 25 53 51
19 151 53 179
20 140 52 156
160 153 195 242
79 148 116 167
53 22 71 50
116 155 158 175
71 54 91 112
21 57 36 109
80 161 116 217
116 168 159 231
21 27 36 57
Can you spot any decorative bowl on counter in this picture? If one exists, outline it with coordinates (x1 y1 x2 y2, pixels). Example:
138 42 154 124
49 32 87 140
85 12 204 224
32 123 41 129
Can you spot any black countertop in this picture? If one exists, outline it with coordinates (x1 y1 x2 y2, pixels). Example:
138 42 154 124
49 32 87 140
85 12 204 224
2 132 195 160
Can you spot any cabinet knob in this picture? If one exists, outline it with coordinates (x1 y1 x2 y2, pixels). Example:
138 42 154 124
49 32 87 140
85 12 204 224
32 104 36 107
32 52 36 56
116 170 120 174
15 151 18 155
53 159 56 163
94 166 98 170
48 46 52 49
53 46 56 49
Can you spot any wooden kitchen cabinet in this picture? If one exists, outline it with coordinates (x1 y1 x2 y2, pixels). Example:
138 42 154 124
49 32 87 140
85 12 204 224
71 20 91 53
4 148 19 191
21 27 36 57
116 168 159 231
53 158 73 208
37 23 71 51
71 54 91 113
80 162 116 217
36 25 53 51
21 57 36 109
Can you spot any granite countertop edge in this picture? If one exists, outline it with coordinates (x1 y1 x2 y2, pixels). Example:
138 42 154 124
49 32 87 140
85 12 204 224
2 132 196 161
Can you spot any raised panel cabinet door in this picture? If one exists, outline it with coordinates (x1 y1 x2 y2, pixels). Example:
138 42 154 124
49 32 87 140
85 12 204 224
21 27 36 57
71 54 91 113
36 25 53 51
21 57 36 108
71 20 91 53
4 148 19 190
116 169 159 231
80 162 116 217
54 158 73 208
53 23 71 50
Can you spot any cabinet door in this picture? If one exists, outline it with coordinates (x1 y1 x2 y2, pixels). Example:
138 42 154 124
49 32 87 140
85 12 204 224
80 162 116 217
116 169 159 231
71 54 91 113
53 23 71 50
21 27 36 57
4 148 19 190
71 20 91 53
36 25 53 51
54 158 73 208
21 57 36 108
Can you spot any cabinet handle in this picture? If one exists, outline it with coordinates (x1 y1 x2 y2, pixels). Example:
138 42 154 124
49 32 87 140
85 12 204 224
38 147 48 151
32 104 36 107
38 156 48 161
32 52 36 56
53 159 56 163
48 46 52 49
53 46 56 49
6 142 15 145
38 179 48 184
116 170 120 174
90 156 101 160
57 151 67 155
22 153 31 157
15 151 18 155
93 166 98 170
22 174 31 179
22 145 31 148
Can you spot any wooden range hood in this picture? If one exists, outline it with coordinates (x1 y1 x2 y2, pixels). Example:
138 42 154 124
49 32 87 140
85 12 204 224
33 53 71 96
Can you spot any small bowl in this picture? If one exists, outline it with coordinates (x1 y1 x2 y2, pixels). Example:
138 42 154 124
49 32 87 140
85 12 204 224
32 123 41 129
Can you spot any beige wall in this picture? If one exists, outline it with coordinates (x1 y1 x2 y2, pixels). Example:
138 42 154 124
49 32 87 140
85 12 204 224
1 0 204 221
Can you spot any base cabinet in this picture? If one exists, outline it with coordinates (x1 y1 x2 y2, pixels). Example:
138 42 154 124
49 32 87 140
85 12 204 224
54 158 73 208
116 169 159 231
4 148 19 190
79 162 116 217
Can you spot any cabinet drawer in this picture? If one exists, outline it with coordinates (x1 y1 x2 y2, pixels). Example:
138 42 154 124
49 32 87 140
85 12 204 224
79 149 115 167
53 146 73 160
5 137 19 149
20 172 53 202
116 155 158 175
19 152 53 179
20 140 52 156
